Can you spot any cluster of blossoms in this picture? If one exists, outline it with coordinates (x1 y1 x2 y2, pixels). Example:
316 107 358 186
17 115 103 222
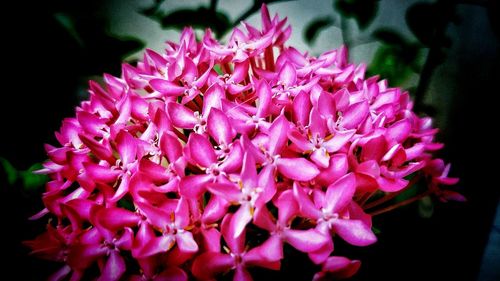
26 5 461 281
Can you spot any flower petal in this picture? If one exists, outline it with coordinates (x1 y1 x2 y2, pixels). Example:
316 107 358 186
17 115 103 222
208 108 235 145
311 148 330 169
160 131 183 163
150 79 186 96
277 157 319 181
293 182 322 220
325 173 356 213
188 134 217 167
278 62 297 86
332 219 377 246
207 182 241 203
202 83 224 118
179 174 212 198
323 129 355 153
98 251 126 281
167 102 197 129
192 252 234 280
267 115 290 155
285 228 329 253
231 204 253 238
256 80 272 118
176 231 198 254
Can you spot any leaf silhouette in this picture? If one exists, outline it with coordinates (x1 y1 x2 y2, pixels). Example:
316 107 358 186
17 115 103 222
159 7 231 38
304 17 334 45
334 0 379 30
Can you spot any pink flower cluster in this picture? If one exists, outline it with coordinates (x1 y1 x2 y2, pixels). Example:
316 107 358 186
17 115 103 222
26 5 461 281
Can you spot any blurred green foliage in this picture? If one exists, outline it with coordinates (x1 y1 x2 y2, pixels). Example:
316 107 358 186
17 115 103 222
0 158 48 191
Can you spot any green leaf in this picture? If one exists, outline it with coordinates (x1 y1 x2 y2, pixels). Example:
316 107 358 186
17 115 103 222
304 17 334 45
159 7 231 38
334 0 379 30
54 12 84 47
19 163 48 191
0 157 18 185
418 196 434 218
118 197 135 211
368 43 421 86
372 28 407 46
372 226 381 235
140 0 166 17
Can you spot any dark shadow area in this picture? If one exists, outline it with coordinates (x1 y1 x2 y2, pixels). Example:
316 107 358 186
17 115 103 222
1 1 498 280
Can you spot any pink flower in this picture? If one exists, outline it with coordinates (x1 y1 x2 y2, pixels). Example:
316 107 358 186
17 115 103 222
26 4 460 280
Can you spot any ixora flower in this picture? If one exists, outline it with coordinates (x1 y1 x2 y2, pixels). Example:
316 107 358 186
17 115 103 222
26 4 462 281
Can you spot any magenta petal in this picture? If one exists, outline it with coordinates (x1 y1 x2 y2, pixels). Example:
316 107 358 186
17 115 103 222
202 83 224 118
293 90 312 126
218 141 243 173
156 267 188 281
150 79 186 96
138 235 175 257
342 101 369 129
278 62 297 86
231 204 253 238
202 195 229 223
138 159 169 184
241 152 258 189
48 265 71 281
98 251 126 281
256 165 277 206
325 173 356 213
167 103 197 129
136 201 169 228
208 108 235 145
109 173 130 203
277 157 319 181
309 108 328 137
253 206 277 232
332 219 377 246
234 266 253 281
356 160 380 177
201 227 222 252
192 252 234 280
97 207 140 232
308 238 334 264
221 214 245 254
229 61 249 84
176 232 198 254
79 134 114 164
267 115 290 155
256 80 272 117
288 129 314 152
285 228 328 253
188 134 217 167
179 174 212 198
377 176 408 192
316 153 349 186
317 92 336 118
175 197 190 228
207 182 241 203
255 234 283 261
323 129 355 153
83 162 120 183
311 148 330 169
160 131 183 163
386 118 411 143
293 182 322 220
276 190 299 225
115 228 134 250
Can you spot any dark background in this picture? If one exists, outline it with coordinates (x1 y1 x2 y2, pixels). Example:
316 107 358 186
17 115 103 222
1 0 498 280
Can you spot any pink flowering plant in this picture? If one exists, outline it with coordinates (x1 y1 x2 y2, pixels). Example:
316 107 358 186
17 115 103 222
26 5 462 281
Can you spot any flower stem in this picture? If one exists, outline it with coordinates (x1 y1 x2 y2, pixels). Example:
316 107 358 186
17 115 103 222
368 190 432 216
363 174 422 209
